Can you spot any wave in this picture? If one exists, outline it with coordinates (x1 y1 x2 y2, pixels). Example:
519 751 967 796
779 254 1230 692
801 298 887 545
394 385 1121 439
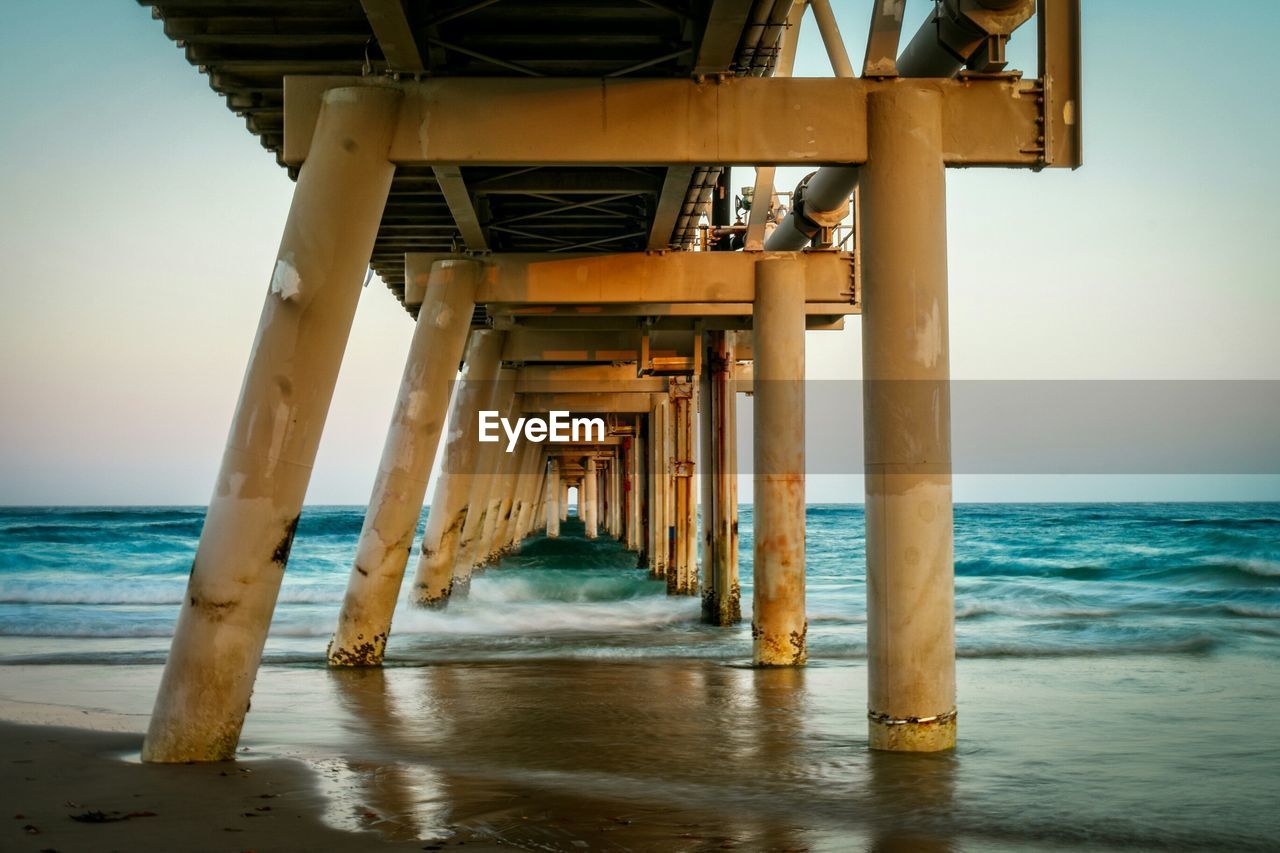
958 635 1218 658
0 584 346 606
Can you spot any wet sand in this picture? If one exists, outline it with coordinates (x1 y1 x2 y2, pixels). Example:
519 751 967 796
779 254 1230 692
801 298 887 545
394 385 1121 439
1 722 457 853
5 655 1279 851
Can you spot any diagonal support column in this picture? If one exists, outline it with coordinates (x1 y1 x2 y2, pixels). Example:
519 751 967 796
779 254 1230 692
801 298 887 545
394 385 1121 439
862 87 956 752
410 329 504 608
328 259 479 666
143 86 402 762
752 257 807 666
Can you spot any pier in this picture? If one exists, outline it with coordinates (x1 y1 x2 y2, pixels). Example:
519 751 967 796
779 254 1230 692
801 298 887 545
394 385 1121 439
137 0 1081 763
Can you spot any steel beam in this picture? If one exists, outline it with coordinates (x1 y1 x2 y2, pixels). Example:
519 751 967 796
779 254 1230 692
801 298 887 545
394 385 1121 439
431 166 488 250
359 0 426 72
284 76 1045 168
649 166 697 250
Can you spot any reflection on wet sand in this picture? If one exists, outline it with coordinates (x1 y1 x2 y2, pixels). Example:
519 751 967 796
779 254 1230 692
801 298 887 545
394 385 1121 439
317 659 962 850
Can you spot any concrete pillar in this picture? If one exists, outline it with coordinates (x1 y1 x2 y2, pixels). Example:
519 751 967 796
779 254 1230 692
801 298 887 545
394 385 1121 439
671 380 697 596
489 441 526 559
862 87 956 752
661 395 675 580
610 456 622 539
647 400 664 578
560 480 569 521
481 430 521 564
142 86 402 763
627 428 642 552
409 330 504 608
584 457 599 538
545 458 561 537
699 341 715 605
511 446 542 547
454 367 516 592
328 260 478 666
704 331 741 626
752 257 807 667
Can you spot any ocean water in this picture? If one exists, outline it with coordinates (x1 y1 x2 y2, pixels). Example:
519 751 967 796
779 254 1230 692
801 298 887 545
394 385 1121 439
2 503 1279 849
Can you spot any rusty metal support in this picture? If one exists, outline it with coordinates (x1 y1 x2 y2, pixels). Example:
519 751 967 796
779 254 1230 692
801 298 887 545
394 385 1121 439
751 257 807 666
328 259 479 666
410 330 504 608
143 86 402 763
862 86 956 752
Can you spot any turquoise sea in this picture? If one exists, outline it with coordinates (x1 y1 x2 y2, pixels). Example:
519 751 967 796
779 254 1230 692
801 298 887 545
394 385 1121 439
1 503 1279 849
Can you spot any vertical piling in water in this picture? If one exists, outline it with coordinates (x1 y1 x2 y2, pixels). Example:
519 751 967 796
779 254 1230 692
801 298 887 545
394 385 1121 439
704 330 741 625
751 257 807 666
410 330 504 608
648 397 666 579
328 259 478 666
699 339 715 610
142 86 402 762
546 458 561 537
454 367 516 593
584 457 599 538
671 379 697 595
861 86 956 752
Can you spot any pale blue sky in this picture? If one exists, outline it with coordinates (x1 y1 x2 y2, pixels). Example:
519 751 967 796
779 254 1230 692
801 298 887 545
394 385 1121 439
1 1 1277 504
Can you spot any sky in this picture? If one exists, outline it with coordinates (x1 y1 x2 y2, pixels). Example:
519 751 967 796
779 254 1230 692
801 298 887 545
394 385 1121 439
1 1 1278 505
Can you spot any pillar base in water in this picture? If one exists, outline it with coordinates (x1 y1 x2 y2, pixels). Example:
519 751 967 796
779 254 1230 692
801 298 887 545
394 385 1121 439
868 711 957 752
701 584 741 626
751 619 807 666
325 632 389 667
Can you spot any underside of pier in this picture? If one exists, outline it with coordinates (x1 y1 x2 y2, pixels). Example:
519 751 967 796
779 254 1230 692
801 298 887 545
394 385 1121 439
136 0 1081 763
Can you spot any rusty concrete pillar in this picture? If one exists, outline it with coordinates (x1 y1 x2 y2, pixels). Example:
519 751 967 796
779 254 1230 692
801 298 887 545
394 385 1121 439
862 86 956 752
670 379 697 596
610 455 623 539
545 457 561 537
489 441 526 559
646 401 659 575
454 366 516 593
699 340 715 605
584 456 599 538
752 257 807 667
560 479 569 522
142 86 402 762
328 260 478 666
512 445 543 546
627 428 642 551
480 419 521 564
704 331 741 626
409 330 504 608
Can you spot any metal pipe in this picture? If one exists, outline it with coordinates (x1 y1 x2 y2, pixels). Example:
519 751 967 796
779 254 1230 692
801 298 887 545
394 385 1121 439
764 0 1033 252
327 260 478 666
861 86 956 752
752 257 807 666
142 85 402 762
409 329 504 608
